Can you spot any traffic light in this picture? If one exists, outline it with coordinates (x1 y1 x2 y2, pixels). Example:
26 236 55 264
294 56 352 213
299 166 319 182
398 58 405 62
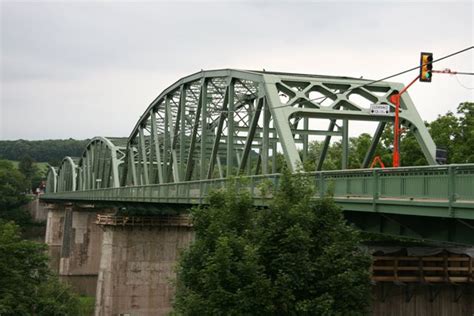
419 52 433 82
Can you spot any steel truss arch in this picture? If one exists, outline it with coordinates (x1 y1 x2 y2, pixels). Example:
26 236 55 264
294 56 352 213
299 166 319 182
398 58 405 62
45 165 58 193
77 136 127 190
57 157 80 192
123 69 438 186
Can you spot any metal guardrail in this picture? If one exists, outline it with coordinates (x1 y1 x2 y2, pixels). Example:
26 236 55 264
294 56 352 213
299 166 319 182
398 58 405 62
42 164 474 220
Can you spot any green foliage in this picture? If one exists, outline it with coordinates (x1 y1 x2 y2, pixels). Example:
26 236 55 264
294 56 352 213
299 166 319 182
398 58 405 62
18 155 44 192
77 296 95 315
174 171 371 315
0 221 83 315
0 139 89 166
0 160 32 225
19 155 37 181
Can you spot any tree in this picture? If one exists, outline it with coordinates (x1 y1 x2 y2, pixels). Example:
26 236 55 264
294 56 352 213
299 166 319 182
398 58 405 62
454 102 474 163
19 155 36 181
0 221 83 315
174 171 372 315
0 160 31 225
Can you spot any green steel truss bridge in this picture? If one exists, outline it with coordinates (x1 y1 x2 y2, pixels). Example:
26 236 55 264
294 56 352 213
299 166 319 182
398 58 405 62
41 69 474 244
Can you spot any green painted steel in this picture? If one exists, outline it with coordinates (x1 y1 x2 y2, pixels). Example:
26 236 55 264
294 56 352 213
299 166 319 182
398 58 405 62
77 137 127 190
51 69 441 192
56 157 80 192
41 69 474 243
121 69 438 187
43 164 474 220
45 165 58 193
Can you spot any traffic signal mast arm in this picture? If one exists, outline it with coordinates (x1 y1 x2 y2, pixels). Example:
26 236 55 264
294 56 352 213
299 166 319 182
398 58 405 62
432 68 474 75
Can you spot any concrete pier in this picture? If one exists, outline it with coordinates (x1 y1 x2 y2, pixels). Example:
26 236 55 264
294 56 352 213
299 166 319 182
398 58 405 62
45 204 66 273
59 205 104 296
27 196 49 222
94 215 193 316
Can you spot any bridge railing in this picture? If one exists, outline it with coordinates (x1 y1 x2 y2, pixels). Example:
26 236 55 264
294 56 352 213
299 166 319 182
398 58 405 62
42 164 474 208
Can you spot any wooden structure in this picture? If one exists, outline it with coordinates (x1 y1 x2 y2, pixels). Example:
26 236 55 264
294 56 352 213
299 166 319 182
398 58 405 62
96 214 192 227
373 253 474 284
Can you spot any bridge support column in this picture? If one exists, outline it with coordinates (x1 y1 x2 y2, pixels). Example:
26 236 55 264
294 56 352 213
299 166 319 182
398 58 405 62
45 203 66 273
58 205 110 296
94 215 193 316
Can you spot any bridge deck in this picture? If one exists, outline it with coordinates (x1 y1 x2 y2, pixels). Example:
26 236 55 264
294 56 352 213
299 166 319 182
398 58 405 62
42 164 474 220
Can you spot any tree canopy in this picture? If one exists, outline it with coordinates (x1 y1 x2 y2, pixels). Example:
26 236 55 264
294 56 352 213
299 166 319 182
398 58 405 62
0 160 32 225
0 221 84 315
0 139 89 166
174 171 372 315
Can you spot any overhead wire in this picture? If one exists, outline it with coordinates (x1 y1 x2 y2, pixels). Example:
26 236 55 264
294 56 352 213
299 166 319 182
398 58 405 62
345 45 474 93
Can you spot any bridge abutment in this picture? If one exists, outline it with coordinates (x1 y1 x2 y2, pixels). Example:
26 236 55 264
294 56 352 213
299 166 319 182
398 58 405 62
94 215 193 316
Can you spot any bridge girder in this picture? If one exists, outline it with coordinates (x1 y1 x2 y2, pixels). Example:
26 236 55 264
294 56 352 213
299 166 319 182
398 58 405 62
123 69 437 186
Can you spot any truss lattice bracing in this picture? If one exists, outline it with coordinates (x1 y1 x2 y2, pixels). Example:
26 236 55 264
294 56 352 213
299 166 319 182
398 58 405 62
45 165 58 193
49 69 439 191
77 137 127 190
122 69 437 185
57 157 79 192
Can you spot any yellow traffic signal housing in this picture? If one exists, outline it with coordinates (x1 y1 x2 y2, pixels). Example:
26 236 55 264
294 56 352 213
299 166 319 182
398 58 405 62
420 52 433 82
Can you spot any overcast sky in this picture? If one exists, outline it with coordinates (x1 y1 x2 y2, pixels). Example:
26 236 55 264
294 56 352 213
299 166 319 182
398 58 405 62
1 0 473 140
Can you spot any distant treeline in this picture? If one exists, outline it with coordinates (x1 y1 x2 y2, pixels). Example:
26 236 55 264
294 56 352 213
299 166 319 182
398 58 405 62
0 139 89 166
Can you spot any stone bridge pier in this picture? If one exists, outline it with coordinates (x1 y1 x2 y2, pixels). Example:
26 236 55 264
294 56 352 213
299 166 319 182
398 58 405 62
94 214 194 316
45 203 66 273
44 203 114 296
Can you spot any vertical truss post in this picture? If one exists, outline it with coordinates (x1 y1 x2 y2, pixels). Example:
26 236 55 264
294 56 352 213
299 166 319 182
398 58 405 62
163 97 170 182
100 142 108 187
167 95 180 182
150 110 164 184
110 147 120 187
185 79 204 181
138 126 150 185
342 119 349 169
93 144 100 188
78 169 83 191
103 151 111 187
262 99 270 174
272 141 277 173
200 80 208 180
84 151 89 189
226 79 235 177
303 117 309 161
179 85 187 180
87 147 93 190
128 146 137 185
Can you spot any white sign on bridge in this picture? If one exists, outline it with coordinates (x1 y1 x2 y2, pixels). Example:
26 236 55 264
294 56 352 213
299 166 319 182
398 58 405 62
370 103 391 115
